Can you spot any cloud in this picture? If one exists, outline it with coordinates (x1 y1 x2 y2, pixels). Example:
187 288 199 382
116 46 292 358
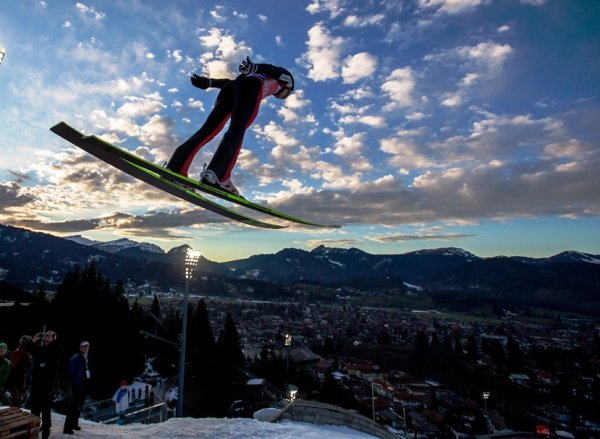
343 14 385 27
380 137 435 171
0 183 34 214
519 0 547 5
339 115 385 128
139 115 176 148
332 132 365 156
210 5 227 22
89 110 139 137
169 49 183 63
11 208 233 237
457 41 513 72
381 68 416 110
440 73 479 107
117 94 166 118
341 52 377 84
277 90 311 122
75 2 106 21
425 42 512 106
198 28 251 76
253 121 302 165
367 232 475 243
303 23 345 81
306 0 347 18
418 0 490 15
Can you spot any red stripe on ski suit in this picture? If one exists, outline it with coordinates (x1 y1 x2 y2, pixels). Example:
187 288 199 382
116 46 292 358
167 75 264 181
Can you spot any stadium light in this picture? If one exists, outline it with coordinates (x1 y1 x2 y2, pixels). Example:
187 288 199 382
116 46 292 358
177 248 201 417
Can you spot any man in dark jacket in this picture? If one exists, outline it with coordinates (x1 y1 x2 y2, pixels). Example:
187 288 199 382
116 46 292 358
166 56 294 197
63 340 93 434
29 330 62 439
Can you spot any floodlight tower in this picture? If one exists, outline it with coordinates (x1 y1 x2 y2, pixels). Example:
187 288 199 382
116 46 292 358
177 248 201 417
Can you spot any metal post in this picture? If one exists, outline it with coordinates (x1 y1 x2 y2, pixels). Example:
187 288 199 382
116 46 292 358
371 383 375 421
177 249 201 417
371 382 382 422
482 391 490 434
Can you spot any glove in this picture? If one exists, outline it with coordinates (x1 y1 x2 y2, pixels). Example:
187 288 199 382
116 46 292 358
191 74 211 89
239 56 257 75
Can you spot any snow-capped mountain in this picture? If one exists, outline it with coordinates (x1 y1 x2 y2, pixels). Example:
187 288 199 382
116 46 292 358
2 224 599 317
513 250 600 265
225 245 481 285
67 236 164 255
408 247 478 259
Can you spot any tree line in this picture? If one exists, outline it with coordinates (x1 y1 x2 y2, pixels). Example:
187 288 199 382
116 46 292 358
0 261 249 417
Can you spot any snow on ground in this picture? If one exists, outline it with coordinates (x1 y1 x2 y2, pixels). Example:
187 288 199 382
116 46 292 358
3 408 378 439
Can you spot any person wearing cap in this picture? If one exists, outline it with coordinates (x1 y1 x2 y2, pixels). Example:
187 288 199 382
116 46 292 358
112 380 129 425
0 342 10 403
165 56 294 197
63 340 93 434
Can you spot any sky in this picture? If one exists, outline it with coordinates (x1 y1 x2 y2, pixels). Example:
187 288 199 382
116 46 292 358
0 408 379 438
0 0 599 262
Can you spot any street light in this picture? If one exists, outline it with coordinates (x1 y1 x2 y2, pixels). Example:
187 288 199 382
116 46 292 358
177 248 201 417
482 391 490 434
0 48 6 66
284 333 293 401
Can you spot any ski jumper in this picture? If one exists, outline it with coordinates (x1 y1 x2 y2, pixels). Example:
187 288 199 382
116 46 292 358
166 63 294 183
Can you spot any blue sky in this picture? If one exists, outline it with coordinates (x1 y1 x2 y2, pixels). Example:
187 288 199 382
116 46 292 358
0 0 599 262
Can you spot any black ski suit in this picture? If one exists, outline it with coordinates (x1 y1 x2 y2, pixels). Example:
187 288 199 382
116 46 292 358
166 63 294 182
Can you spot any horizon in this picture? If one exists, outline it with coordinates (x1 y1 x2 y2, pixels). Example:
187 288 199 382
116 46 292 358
1 1 599 263
16 224 599 262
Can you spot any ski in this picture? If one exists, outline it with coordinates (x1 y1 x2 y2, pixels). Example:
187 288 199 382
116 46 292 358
50 122 340 229
50 123 285 229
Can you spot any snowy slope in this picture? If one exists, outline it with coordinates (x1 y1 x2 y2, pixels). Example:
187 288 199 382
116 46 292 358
6 409 378 439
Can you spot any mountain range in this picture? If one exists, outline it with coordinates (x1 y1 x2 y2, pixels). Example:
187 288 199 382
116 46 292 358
1 223 599 315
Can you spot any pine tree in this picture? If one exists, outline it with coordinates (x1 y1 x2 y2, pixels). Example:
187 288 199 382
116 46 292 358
51 262 145 398
190 299 216 375
150 294 161 318
217 312 244 368
207 312 243 413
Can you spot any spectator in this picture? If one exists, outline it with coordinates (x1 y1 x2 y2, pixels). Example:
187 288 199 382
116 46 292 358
0 342 10 404
148 389 155 406
63 340 93 434
7 335 32 407
227 399 253 418
112 380 129 425
29 330 62 439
